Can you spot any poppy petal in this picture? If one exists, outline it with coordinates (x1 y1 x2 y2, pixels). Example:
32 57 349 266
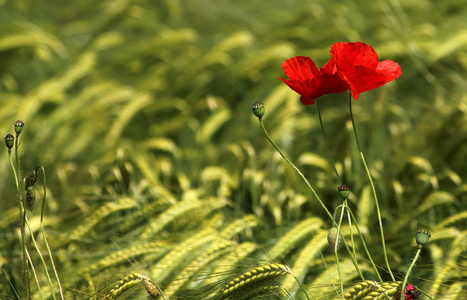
376 60 402 79
330 42 401 99
281 56 319 81
300 95 316 105
331 42 379 69
278 77 309 97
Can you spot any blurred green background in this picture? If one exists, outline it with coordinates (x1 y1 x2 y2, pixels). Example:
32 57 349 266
0 0 466 299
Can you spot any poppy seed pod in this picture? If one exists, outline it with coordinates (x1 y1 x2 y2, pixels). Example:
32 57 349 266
337 184 351 200
14 120 24 135
252 101 265 120
415 229 431 246
4 134 14 150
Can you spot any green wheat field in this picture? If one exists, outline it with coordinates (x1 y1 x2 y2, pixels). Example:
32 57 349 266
0 0 466 299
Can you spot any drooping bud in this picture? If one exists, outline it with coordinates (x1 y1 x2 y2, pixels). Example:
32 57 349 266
415 229 431 247
24 171 38 189
327 227 339 250
26 186 36 212
4 134 14 151
14 120 24 135
252 101 265 120
337 184 351 200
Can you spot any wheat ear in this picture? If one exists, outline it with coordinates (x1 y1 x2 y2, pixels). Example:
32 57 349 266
337 280 401 300
107 272 145 299
229 280 283 299
81 241 168 274
215 263 291 300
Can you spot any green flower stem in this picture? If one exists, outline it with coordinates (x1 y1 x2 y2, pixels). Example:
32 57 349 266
345 203 358 277
23 206 57 300
8 152 19 191
348 95 395 281
345 207 383 282
335 203 346 300
401 247 421 299
12 137 30 298
25 244 43 299
317 99 342 184
258 119 364 284
259 119 334 221
37 166 64 299
317 99 369 285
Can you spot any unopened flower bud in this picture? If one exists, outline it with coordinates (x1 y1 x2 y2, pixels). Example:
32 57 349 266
24 171 38 189
415 229 431 246
14 120 24 135
252 102 265 120
4 134 14 150
327 227 340 250
26 186 36 212
337 184 351 200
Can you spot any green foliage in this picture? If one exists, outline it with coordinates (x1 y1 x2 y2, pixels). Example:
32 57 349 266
0 0 466 299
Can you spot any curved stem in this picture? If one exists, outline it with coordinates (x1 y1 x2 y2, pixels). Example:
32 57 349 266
259 119 334 221
258 118 364 281
348 94 395 281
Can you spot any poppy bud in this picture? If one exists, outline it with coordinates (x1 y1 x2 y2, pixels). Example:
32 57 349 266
327 227 339 250
26 186 36 212
415 229 431 247
4 134 14 151
14 120 24 135
24 171 38 189
252 102 265 120
337 184 350 200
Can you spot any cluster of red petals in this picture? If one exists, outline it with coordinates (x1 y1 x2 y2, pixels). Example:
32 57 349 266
279 42 402 104
278 56 349 105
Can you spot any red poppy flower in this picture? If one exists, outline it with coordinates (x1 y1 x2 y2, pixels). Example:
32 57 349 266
330 41 402 99
278 56 350 105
